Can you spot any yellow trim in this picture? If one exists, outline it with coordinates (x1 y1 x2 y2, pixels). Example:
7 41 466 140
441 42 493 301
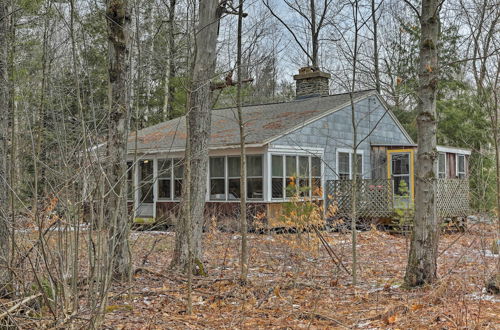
387 149 415 201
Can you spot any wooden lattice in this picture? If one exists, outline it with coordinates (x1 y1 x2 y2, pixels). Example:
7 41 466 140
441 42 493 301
437 178 470 218
326 178 470 219
326 179 394 218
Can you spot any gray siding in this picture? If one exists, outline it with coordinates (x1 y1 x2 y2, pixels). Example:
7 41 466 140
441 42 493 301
269 96 412 181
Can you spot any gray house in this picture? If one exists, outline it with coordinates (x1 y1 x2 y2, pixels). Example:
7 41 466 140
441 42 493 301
127 67 470 226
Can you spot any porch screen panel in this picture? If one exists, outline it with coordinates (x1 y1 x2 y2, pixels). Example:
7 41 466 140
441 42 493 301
286 156 297 197
173 159 183 198
298 156 309 196
311 157 322 196
158 159 172 199
272 155 284 198
227 156 240 200
210 157 225 200
139 160 154 203
247 155 263 200
127 161 134 200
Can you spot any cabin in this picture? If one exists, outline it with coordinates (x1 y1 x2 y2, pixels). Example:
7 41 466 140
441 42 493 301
126 67 471 228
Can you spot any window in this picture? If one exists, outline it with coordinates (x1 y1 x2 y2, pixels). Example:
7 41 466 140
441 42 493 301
272 155 284 198
210 157 225 200
139 160 153 203
438 153 446 178
156 158 183 200
337 150 363 180
271 154 322 199
158 159 171 199
127 161 134 200
457 154 466 178
173 159 183 198
338 152 350 180
247 155 263 199
209 155 263 201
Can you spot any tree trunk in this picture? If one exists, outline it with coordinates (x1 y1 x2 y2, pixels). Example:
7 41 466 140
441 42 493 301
171 0 220 272
371 0 380 93
162 0 176 119
405 0 441 287
0 0 11 296
236 0 248 283
106 0 132 281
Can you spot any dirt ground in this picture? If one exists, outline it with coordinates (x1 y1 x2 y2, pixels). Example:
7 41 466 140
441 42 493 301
102 222 499 329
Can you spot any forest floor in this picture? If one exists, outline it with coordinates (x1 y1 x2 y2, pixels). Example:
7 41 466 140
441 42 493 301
102 222 499 329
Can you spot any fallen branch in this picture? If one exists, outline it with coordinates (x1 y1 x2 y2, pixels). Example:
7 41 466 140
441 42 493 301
0 293 42 320
313 225 351 275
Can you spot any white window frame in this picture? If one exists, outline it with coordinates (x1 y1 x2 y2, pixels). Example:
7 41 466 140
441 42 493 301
156 157 183 201
437 152 446 179
335 148 364 180
456 154 466 179
269 153 323 201
208 154 264 202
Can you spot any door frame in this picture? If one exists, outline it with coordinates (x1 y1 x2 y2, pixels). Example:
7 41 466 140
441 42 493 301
386 148 415 202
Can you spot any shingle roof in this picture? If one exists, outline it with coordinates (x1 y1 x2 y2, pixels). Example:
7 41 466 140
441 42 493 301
127 90 375 153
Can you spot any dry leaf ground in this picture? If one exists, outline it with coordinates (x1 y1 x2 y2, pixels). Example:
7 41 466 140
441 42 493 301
101 222 499 329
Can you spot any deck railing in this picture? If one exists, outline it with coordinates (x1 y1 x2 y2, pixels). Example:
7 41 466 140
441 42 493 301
326 178 469 219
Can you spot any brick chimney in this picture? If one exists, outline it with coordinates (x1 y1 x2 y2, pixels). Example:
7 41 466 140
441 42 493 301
293 66 331 99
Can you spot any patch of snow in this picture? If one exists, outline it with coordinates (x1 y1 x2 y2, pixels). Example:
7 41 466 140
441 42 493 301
467 291 500 303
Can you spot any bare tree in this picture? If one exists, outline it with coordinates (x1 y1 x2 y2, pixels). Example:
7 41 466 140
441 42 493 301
0 0 10 297
404 0 441 286
171 0 221 272
263 0 333 68
106 0 132 281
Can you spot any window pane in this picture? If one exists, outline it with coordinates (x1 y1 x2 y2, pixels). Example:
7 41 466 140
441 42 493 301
298 177 309 197
392 153 409 175
458 155 465 172
228 178 241 199
127 180 134 200
140 182 153 203
352 154 362 178
174 179 182 198
210 157 225 178
247 178 263 199
210 179 225 199
158 179 171 199
228 157 240 177
438 153 446 178
299 156 309 177
158 159 171 179
394 176 410 197
272 155 283 176
272 178 283 198
247 155 263 177
173 159 183 178
140 160 153 182
311 178 322 196
338 152 350 177
286 156 297 177
311 157 321 177
286 177 296 197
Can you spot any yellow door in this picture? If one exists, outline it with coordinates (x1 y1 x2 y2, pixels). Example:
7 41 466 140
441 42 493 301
387 149 415 207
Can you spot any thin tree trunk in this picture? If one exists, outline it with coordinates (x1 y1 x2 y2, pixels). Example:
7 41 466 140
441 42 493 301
0 0 11 296
405 0 441 287
236 0 248 283
371 0 380 93
162 0 176 119
171 0 220 272
106 0 132 281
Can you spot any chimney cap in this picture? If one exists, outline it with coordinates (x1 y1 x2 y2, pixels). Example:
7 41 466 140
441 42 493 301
293 66 331 80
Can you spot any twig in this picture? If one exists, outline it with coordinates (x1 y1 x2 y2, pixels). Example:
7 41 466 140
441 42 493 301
313 226 351 275
0 293 42 320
